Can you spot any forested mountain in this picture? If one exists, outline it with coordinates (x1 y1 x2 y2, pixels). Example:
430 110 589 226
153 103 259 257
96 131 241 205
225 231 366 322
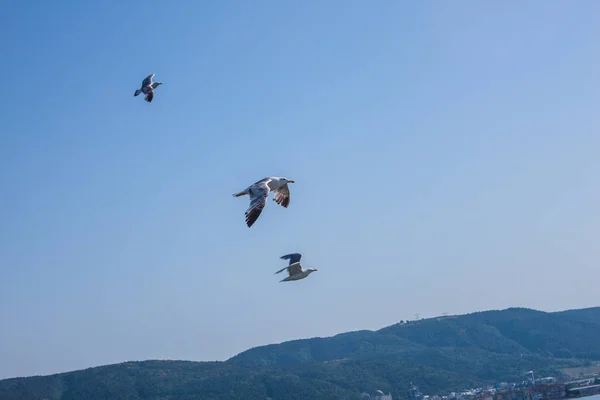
2 307 599 400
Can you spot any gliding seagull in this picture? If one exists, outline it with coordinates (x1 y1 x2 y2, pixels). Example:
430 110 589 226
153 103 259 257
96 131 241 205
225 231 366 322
232 176 295 227
274 253 318 282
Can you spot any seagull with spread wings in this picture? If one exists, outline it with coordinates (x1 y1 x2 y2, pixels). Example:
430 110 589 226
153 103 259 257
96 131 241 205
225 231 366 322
134 74 163 103
275 253 318 282
232 176 295 227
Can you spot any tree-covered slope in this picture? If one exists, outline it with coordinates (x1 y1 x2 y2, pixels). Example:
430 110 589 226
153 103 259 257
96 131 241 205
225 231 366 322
231 307 600 365
1 307 598 400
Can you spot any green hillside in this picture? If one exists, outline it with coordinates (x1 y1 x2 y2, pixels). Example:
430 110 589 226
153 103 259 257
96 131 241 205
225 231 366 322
1 307 598 400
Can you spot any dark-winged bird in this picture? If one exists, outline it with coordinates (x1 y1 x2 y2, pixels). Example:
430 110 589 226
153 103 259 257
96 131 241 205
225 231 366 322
134 74 163 103
232 176 295 227
274 253 318 282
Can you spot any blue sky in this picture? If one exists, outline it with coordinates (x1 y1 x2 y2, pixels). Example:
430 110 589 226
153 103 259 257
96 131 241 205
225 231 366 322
1 0 599 379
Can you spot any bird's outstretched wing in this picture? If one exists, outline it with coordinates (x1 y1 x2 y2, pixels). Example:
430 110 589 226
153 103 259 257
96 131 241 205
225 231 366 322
273 184 290 208
245 181 270 227
274 262 302 277
287 262 303 276
274 266 288 275
280 253 302 265
141 74 154 88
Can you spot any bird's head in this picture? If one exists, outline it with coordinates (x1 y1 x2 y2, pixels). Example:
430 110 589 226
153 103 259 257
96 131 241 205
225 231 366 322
281 177 295 184
154 82 163 87
308 268 318 273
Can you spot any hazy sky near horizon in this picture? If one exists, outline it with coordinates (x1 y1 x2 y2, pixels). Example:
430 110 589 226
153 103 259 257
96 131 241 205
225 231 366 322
1 0 599 380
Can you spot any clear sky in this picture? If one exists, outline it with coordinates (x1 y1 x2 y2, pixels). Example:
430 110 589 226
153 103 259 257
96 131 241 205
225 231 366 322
1 0 599 380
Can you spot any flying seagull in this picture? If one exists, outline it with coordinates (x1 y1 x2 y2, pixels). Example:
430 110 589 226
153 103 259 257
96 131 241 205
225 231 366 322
232 176 295 227
275 253 318 282
134 74 163 103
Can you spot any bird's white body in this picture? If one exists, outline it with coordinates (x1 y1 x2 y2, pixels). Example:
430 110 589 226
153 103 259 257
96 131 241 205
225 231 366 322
239 176 289 194
233 176 295 227
275 253 317 283
279 264 317 281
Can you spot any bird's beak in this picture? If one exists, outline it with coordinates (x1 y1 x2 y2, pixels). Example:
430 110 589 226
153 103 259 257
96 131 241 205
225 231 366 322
288 180 295 183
